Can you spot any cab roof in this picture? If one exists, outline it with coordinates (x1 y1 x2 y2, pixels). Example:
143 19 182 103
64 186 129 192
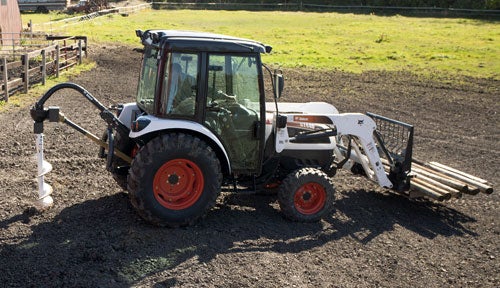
136 29 272 54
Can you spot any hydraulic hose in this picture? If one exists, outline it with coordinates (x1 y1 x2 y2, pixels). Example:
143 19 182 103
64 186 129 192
32 82 107 113
30 82 129 136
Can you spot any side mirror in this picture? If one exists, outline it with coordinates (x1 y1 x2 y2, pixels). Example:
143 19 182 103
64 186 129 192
274 72 284 99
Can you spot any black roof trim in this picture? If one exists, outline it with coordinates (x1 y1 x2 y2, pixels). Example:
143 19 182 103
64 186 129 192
137 29 272 53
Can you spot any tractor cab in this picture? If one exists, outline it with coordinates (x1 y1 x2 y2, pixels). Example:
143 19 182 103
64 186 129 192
133 30 276 175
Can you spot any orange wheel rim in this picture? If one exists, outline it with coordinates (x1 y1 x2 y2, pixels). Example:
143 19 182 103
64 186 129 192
153 159 204 210
265 181 281 189
293 182 326 215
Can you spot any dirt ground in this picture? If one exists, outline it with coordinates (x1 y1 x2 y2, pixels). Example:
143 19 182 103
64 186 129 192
0 45 498 287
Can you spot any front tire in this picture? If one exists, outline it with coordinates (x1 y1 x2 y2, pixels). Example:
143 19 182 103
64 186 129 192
278 168 335 222
128 133 222 227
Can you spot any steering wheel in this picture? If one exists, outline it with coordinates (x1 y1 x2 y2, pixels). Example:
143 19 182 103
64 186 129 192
216 90 237 101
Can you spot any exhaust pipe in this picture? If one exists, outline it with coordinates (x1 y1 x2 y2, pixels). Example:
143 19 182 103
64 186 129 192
35 133 53 209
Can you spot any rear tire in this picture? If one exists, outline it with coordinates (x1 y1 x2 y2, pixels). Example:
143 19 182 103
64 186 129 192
278 168 335 222
128 133 222 227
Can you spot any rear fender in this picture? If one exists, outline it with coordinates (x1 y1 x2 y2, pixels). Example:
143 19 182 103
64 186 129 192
117 103 141 129
128 115 231 173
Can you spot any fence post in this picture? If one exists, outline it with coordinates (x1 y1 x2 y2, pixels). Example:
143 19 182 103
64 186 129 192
55 44 60 78
23 54 29 93
78 39 82 65
29 20 33 42
83 37 88 58
41 49 46 86
2 57 8 102
64 39 67 71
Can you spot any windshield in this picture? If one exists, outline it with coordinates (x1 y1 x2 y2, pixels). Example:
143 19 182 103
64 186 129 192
136 47 159 114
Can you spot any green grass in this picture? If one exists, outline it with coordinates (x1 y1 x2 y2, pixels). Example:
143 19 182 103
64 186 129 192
22 10 500 79
21 11 80 24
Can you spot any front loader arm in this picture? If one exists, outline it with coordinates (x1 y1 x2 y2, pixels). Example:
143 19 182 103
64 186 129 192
328 113 393 189
277 113 396 189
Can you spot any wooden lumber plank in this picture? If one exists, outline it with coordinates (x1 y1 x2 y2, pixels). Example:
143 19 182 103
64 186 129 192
412 163 480 195
410 181 446 201
428 162 489 184
423 163 493 194
414 173 462 198
413 178 452 200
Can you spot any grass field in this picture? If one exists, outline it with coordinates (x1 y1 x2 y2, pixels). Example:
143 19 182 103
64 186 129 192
22 9 500 79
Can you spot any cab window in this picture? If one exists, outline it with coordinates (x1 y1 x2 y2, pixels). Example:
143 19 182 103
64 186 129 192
205 54 261 172
161 52 199 117
136 47 159 114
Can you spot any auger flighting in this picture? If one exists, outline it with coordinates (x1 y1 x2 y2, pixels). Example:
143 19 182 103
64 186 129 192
35 133 53 209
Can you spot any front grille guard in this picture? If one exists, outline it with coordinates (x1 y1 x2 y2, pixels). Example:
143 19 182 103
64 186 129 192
367 112 414 192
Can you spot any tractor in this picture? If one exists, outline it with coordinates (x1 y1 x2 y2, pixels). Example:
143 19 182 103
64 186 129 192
31 30 490 227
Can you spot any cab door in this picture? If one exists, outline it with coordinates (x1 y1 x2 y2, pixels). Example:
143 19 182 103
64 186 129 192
204 53 263 173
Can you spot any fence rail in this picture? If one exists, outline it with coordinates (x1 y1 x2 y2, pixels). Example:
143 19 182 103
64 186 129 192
151 2 500 17
0 35 87 102
30 3 152 32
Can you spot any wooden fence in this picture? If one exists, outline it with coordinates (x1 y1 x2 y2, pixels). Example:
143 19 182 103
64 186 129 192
0 35 87 102
29 3 152 33
151 2 500 17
